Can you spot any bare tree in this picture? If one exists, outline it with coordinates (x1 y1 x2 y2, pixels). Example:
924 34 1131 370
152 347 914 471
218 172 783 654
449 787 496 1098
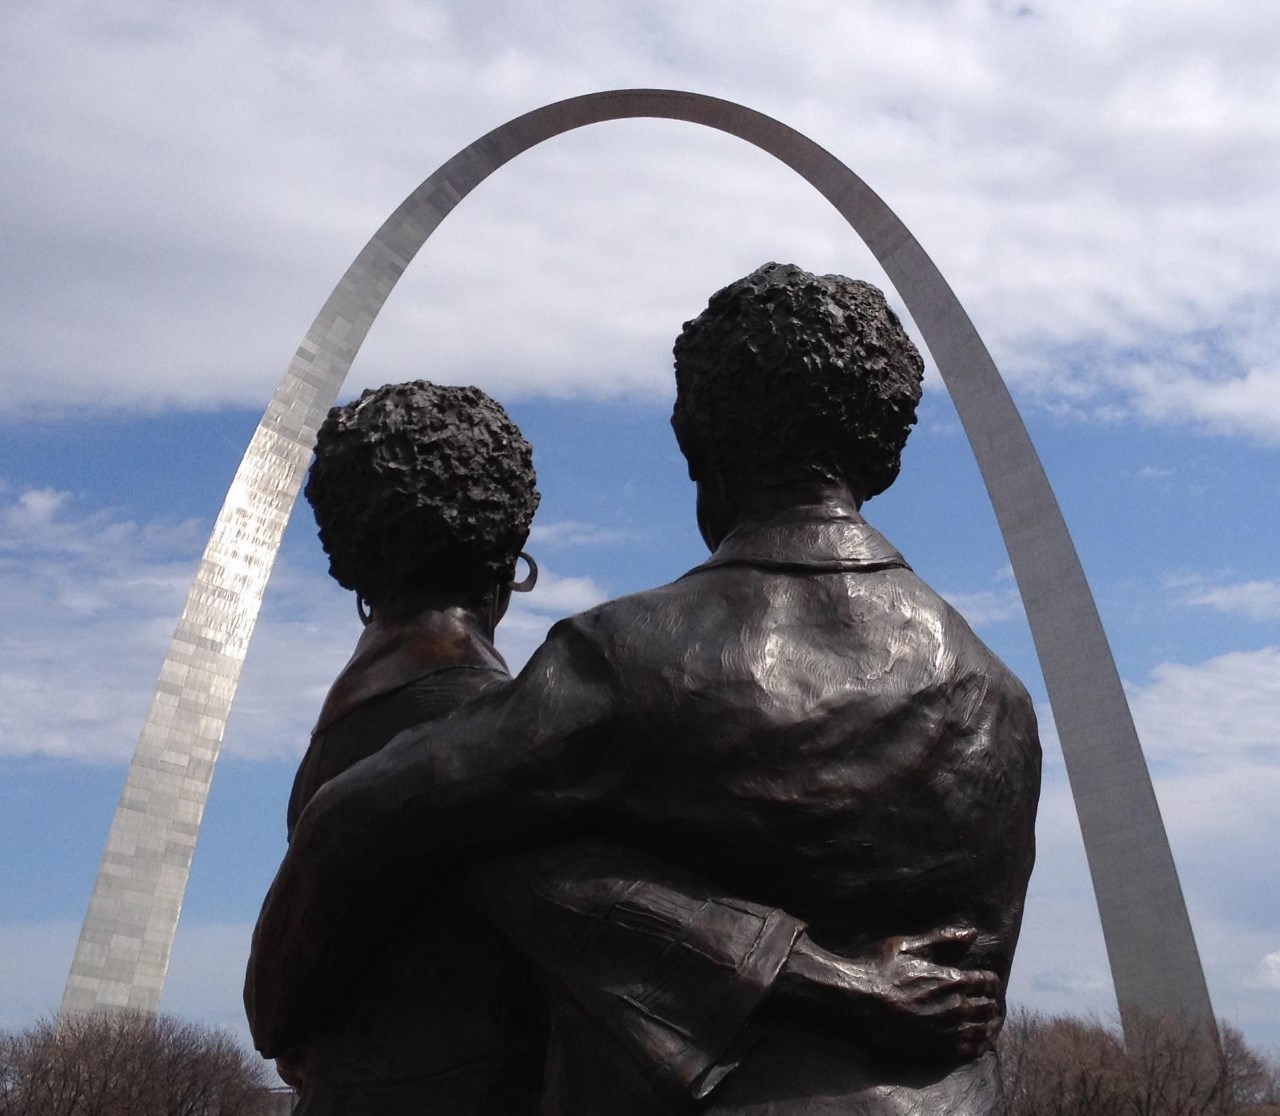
0 1012 275 1116
1000 1009 1280 1116
1000 1009 1128 1115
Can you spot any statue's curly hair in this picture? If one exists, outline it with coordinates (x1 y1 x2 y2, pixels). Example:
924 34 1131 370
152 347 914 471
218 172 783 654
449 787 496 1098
671 262 924 500
304 381 539 605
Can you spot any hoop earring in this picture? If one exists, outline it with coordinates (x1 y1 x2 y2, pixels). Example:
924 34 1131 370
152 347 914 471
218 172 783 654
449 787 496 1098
510 552 538 593
356 595 372 626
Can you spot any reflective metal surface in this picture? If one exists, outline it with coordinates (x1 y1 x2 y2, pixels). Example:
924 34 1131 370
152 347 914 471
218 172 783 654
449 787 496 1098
65 89 1212 1034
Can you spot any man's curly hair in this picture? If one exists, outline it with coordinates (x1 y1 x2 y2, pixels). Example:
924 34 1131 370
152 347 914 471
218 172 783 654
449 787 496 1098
671 263 924 500
305 381 539 605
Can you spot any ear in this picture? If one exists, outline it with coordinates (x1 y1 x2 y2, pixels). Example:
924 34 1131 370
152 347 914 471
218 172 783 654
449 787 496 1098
695 472 734 552
670 412 704 482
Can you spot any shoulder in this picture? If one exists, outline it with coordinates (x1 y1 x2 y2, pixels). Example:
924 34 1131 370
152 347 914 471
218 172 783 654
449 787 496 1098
513 582 706 706
857 570 1041 806
862 565 1036 714
543 578 697 645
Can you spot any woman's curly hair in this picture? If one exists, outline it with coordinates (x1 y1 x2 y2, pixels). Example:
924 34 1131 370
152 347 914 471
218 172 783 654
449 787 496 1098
671 262 924 500
305 381 539 605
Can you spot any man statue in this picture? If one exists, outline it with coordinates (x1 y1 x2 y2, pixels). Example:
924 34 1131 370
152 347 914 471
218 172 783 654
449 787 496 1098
250 263 1041 1112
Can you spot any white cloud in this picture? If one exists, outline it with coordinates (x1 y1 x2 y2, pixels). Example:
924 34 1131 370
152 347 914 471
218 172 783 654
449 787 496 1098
938 567 1025 629
519 571 609 614
529 520 639 549
939 585 1024 628
1031 966 1111 999
1 1 1279 441
1127 646 1280 764
0 486 203 762
1120 359 1280 443
1250 951 1280 991
1178 578 1280 621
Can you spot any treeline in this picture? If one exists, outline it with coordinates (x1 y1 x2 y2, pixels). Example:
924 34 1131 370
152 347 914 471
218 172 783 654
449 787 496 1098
1000 1010 1280 1115
3 1005 1278 1113
0 1012 280 1116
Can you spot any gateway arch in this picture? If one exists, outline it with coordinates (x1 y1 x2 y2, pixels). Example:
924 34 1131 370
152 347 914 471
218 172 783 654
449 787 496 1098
63 89 1214 1036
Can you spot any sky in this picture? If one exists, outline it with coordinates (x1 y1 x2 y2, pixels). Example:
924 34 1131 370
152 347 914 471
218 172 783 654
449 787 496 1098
2 0 1278 1061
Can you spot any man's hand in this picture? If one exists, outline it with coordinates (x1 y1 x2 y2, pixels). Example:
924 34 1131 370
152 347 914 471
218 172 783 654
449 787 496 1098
866 927 1002 1058
775 926 1001 1060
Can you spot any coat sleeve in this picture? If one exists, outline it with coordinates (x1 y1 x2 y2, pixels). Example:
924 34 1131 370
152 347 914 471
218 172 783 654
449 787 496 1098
467 841 806 1101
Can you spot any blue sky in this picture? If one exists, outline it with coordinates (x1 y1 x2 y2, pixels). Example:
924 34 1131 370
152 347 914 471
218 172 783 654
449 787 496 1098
2 0 1278 1057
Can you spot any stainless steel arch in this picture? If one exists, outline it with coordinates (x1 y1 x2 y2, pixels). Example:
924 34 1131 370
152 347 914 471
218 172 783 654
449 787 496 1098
64 89 1213 1033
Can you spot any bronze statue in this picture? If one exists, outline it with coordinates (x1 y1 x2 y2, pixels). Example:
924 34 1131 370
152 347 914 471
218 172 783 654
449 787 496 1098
270 381 914 1109
248 265 1040 1113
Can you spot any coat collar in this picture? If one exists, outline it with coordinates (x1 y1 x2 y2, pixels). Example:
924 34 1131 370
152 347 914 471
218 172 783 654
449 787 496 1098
313 608 507 734
691 502 909 576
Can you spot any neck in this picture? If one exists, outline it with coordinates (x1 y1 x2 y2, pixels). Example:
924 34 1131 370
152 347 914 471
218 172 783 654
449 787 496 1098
736 478 862 522
698 475 863 549
367 589 491 634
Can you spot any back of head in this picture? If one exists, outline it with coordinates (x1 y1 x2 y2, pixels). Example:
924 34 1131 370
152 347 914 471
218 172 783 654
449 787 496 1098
305 381 539 607
671 262 924 501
